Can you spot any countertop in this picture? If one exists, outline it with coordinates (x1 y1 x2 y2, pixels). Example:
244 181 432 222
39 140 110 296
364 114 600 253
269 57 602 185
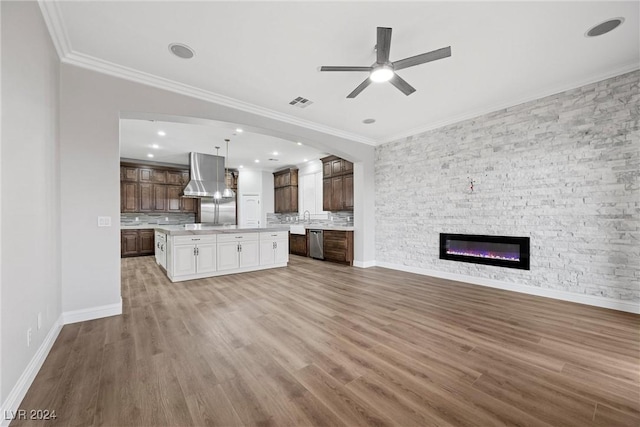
121 223 184 230
154 224 290 236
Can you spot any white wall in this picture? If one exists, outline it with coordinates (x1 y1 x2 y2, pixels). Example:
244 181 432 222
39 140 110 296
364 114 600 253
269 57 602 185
1 0 61 406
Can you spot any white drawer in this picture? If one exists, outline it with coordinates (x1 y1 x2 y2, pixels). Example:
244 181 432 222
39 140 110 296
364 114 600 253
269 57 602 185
217 232 258 243
173 234 217 245
260 231 288 240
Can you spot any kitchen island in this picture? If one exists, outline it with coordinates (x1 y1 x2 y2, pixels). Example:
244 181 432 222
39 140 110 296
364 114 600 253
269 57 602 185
154 224 290 282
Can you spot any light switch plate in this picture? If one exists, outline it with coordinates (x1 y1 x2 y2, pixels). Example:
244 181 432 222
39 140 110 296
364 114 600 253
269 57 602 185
97 216 111 227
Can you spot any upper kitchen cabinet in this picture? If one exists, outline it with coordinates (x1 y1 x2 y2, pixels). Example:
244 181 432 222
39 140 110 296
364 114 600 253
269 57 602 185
120 162 198 214
121 182 138 212
321 156 353 212
140 168 167 183
274 168 298 213
120 166 138 182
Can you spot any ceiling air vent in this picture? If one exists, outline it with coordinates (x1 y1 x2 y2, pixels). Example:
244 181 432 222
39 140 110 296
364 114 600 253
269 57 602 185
289 96 314 109
268 158 279 161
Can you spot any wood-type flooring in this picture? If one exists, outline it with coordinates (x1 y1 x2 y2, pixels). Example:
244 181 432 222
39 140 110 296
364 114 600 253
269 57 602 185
12 255 640 426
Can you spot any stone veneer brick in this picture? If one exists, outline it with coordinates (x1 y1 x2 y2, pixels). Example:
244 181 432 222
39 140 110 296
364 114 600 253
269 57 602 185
375 70 639 303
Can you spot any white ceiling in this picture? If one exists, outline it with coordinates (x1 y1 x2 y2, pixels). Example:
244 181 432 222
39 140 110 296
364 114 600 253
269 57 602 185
46 1 639 144
119 119 328 170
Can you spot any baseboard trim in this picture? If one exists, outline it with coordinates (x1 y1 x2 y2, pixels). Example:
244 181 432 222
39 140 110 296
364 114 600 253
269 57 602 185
0 316 63 427
62 299 123 324
353 260 377 268
376 262 640 314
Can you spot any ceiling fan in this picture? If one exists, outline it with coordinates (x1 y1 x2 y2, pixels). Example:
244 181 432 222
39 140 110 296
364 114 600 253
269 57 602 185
320 27 451 98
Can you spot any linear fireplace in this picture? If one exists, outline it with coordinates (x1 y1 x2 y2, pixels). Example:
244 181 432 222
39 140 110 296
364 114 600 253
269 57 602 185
439 233 530 270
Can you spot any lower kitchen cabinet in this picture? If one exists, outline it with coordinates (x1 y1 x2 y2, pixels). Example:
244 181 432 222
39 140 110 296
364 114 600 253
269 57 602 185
290 234 307 256
172 235 217 276
217 233 260 271
121 229 155 257
323 230 354 265
260 231 289 266
121 230 139 257
139 230 155 255
163 229 290 282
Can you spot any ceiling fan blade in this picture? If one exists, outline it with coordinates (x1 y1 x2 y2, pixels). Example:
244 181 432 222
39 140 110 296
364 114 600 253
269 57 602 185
347 78 372 98
393 46 451 71
376 27 392 64
389 74 416 96
320 66 372 72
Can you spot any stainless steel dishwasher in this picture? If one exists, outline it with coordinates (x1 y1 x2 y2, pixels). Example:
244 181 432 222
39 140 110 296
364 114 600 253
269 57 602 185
309 230 324 260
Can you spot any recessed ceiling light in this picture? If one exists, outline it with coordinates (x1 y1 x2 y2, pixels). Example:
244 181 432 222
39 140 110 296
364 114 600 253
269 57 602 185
157 131 166 136
297 142 302 146
236 128 243 133
273 151 278 156
303 158 308 162
255 159 260 163
586 18 624 37
239 165 244 169
151 144 159 149
168 43 195 59
147 154 154 158
363 118 376 124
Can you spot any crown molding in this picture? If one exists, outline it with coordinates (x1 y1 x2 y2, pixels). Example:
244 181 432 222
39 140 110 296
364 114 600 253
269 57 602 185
38 0 71 59
37 1 377 147
383 62 640 143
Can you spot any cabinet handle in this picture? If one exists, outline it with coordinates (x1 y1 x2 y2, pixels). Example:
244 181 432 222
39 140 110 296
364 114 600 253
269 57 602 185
192 238 200 241
194 247 197 256
196 247 199 256
239 244 242 252
235 236 243 239
161 244 164 251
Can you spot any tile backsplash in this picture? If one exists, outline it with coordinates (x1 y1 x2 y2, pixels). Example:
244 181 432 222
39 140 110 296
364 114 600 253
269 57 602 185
121 212 196 226
267 211 353 227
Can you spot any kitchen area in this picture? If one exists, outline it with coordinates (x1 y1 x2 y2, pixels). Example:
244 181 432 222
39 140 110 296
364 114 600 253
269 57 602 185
120 118 356 281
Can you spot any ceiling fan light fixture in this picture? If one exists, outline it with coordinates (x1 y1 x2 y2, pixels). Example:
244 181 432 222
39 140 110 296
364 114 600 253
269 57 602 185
370 65 394 83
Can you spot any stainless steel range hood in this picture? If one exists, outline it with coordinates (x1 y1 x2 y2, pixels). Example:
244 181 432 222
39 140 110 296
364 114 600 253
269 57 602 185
183 152 226 198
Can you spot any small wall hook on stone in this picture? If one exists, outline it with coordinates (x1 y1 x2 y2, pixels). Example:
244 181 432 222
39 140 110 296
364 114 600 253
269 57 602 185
468 177 475 193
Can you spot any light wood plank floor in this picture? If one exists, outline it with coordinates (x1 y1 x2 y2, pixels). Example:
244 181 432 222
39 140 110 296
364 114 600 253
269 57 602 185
13 255 640 426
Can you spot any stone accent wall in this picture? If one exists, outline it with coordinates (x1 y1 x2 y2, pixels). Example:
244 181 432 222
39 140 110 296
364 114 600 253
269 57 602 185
375 70 639 302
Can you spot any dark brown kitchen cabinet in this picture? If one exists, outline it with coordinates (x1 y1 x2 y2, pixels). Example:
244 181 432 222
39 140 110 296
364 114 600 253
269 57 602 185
323 230 353 265
343 174 354 210
320 155 353 212
152 184 167 211
290 234 307 256
181 196 196 213
139 183 153 212
140 168 167 183
121 166 138 182
167 171 183 185
121 230 140 257
167 185 183 212
121 229 155 257
139 230 155 255
273 168 298 213
121 182 138 212
121 162 199 214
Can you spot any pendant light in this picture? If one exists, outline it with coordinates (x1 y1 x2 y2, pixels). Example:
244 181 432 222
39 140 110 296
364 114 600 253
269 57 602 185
222 138 235 198
213 146 222 200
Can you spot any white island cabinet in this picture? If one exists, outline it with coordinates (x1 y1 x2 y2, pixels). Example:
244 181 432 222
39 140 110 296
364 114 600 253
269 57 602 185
260 231 289 266
217 233 260 271
158 225 289 283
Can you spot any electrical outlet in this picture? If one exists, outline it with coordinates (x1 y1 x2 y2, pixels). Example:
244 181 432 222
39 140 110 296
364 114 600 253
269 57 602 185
97 216 111 227
27 328 32 347
37 312 42 330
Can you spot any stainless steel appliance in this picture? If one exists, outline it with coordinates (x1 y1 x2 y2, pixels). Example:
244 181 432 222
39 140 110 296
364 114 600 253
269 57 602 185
182 151 237 225
200 197 236 225
309 230 324 260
